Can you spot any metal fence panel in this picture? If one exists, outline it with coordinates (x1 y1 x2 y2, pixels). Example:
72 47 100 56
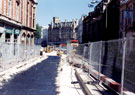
124 38 135 93
0 43 41 71
67 38 135 94
101 40 123 83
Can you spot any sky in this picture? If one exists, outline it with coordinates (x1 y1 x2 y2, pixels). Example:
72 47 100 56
36 0 96 26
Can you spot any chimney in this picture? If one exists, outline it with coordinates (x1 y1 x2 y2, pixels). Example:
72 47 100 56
53 17 60 23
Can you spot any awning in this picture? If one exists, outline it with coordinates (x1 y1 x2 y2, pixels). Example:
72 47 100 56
14 29 20 35
0 27 5 33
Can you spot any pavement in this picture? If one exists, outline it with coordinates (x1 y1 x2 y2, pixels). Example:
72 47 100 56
57 54 117 95
57 55 84 95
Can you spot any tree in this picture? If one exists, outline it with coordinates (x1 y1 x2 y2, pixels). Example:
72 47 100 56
35 23 42 39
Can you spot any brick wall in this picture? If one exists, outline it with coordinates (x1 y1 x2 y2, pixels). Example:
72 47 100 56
0 0 37 30
0 0 2 14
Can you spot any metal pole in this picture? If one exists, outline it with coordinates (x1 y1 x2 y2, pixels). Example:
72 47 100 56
106 4 108 30
82 46 86 70
0 52 2 65
121 38 127 95
88 43 92 75
98 41 102 82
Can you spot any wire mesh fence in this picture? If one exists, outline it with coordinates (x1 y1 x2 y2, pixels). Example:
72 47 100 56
101 40 123 83
0 43 41 71
67 38 135 95
124 38 135 93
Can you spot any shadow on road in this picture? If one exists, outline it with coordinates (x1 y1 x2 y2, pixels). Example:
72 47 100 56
0 56 60 95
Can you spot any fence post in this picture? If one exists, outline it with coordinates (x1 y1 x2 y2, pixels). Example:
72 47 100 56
88 43 93 74
0 45 1 65
98 41 103 83
88 43 91 75
67 43 71 62
82 45 86 70
121 38 127 95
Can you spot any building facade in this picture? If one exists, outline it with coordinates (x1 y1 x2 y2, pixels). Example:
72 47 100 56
42 26 48 43
48 17 78 45
120 0 135 38
120 0 135 56
82 0 120 43
0 0 37 47
77 16 85 44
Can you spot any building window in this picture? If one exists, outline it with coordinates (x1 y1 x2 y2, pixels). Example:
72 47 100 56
16 0 20 4
5 33 11 42
33 14 35 28
26 34 30 44
14 34 18 43
0 33 2 37
121 11 124 25
133 10 135 21
8 0 11 17
16 3 19 21
21 33 26 44
4 0 6 15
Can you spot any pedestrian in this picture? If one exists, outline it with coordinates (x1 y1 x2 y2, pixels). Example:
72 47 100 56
40 47 43 57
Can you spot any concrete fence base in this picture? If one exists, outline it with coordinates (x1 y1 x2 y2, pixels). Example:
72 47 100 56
88 67 135 95
75 69 92 95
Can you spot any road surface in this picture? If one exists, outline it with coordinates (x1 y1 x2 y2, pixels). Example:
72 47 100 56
0 56 60 95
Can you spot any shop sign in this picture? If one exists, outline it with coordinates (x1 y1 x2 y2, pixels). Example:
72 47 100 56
6 27 13 34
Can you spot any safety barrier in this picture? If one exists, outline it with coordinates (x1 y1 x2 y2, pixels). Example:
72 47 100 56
67 38 135 95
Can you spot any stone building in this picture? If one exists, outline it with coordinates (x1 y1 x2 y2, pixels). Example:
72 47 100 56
0 0 37 47
48 17 78 45
77 16 85 44
82 0 120 43
42 26 48 43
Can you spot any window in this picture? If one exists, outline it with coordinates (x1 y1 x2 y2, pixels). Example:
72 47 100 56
16 3 19 21
16 0 20 4
5 33 11 42
121 11 124 25
133 5 135 23
33 14 35 28
14 34 18 42
8 0 11 17
4 0 6 15
0 33 2 37
14 34 18 39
